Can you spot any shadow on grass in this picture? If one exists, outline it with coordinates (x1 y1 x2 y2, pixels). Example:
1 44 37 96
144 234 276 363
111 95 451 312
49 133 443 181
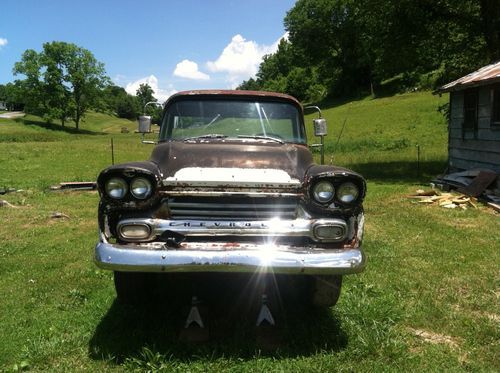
21 118 106 136
347 160 447 183
88 275 348 364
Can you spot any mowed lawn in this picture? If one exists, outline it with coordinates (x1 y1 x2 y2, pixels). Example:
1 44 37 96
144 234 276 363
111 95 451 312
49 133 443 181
0 92 498 371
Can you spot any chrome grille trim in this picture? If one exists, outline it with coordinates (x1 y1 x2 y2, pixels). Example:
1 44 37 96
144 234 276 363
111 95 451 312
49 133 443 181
161 191 302 198
167 197 299 220
117 218 348 243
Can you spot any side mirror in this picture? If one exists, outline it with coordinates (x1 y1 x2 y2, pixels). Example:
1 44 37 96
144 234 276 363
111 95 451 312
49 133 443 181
304 106 327 165
313 118 327 136
138 115 152 133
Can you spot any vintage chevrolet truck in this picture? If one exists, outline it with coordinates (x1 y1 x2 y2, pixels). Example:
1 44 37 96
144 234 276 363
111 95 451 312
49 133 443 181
95 90 366 314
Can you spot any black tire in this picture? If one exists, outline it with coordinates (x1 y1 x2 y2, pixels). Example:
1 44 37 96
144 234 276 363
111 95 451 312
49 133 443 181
113 271 154 304
310 275 343 307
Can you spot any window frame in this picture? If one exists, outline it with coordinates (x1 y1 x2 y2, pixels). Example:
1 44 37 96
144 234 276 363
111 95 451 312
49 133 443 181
491 84 500 128
463 88 478 138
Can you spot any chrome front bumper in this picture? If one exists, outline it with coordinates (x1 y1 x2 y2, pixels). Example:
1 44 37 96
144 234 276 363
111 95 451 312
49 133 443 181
94 241 366 275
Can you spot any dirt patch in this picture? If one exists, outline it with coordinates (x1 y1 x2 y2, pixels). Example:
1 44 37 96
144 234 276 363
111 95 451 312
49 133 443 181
452 304 500 323
408 327 461 349
484 312 500 323
0 200 20 208
0 111 25 119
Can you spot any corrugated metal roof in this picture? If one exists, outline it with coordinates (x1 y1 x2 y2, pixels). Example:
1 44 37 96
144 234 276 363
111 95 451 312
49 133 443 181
437 61 500 92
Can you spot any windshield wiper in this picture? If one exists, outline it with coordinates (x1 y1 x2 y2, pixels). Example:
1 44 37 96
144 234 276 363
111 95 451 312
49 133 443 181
183 134 228 141
236 135 284 144
205 114 221 128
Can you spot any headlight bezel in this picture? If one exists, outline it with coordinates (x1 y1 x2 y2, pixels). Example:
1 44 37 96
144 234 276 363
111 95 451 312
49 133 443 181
130 177 153 200
100 172 157 202
336 181 360 204
312 180 335 204
309 176 364 207
105 177 129 200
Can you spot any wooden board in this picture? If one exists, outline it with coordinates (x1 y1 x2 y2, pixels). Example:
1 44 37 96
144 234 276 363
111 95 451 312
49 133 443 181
457 171 498 197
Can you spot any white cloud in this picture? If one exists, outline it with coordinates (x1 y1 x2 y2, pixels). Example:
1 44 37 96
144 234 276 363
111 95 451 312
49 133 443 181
207 33 288 86
125 75 177 103
173 59 210 80
0 37 8 49
112 74 127 84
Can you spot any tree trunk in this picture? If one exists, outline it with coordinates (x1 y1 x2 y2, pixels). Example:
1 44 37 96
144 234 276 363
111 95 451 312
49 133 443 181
75 93 81 131
370 80 376 98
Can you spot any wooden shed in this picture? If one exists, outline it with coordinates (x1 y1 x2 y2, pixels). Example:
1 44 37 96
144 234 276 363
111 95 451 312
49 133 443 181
437 62 500 173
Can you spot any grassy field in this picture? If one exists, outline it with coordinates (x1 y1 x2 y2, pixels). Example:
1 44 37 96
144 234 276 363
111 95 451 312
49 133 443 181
0 92 498 371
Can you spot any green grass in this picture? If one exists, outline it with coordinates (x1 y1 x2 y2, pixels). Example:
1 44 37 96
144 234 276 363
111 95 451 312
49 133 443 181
305 91 449 181
0 93 498 371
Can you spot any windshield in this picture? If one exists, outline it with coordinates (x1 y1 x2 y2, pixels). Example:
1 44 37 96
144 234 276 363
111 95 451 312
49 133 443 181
160 99 306 144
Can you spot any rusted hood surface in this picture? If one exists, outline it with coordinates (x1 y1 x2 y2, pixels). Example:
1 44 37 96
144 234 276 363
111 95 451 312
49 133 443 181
150 141 314 181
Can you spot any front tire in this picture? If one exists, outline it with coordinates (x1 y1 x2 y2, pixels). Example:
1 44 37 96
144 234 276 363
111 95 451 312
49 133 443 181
311 275 343 307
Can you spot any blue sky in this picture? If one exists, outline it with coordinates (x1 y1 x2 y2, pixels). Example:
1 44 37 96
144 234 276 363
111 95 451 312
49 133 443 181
0 0 296 101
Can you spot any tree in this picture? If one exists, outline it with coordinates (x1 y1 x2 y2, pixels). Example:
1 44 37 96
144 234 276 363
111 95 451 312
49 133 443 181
40 41 73 126
0 83 24 111
245 0 497 100
136 83 156 110
13 49 45 115
285 0 372 95
101 84 140 119
136 83 161 123
480 0 500 61
13 41 110 130
64 44 109 129
116 94 141 119
237 78 261 91
285 0 494 95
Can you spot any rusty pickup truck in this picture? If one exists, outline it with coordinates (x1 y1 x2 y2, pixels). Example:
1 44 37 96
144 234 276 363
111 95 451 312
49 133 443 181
95 90 366 316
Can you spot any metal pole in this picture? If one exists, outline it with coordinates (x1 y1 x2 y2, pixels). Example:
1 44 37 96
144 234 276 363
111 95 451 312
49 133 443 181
111 137 115 165
416 144 420 178
321 135 325 165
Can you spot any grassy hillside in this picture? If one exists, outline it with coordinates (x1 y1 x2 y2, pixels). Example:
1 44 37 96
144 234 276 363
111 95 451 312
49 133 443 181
0 93 498 372
0 112 152 190
0 92 448 189
306 91 449 180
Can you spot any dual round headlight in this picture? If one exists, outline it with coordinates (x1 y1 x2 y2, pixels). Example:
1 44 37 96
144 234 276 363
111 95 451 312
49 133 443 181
312 180 360 204
336 182 359 203
105 178 128 199
312 181 335 203
130 177 152 199
104 177 152 200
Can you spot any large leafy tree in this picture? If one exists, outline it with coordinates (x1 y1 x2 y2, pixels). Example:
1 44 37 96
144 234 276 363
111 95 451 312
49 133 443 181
241 0 498 100
13 41 109 129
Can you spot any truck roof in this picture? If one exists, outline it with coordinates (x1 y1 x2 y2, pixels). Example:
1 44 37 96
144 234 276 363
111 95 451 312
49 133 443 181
166 90 302 107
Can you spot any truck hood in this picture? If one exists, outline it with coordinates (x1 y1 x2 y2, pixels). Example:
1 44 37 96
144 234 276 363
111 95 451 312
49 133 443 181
150 140 314 186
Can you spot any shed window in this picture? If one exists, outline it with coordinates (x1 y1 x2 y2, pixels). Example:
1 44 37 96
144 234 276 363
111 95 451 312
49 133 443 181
463 89 478 134
492 85 500 126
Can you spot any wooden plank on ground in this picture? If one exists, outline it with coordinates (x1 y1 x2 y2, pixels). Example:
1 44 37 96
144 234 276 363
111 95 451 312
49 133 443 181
457 171 497 197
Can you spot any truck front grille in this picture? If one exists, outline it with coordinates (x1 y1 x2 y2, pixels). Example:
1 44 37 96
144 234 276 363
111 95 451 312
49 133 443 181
167 196 298 220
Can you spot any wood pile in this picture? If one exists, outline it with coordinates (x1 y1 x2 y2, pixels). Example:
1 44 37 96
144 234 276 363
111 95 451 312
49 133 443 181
430 169 500 212
408 189 477 210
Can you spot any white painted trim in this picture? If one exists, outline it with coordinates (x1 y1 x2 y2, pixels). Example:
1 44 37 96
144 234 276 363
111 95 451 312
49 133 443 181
163 167 301 188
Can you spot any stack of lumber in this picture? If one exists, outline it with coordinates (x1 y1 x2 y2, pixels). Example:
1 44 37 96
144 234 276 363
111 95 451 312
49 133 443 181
408 189 477 210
